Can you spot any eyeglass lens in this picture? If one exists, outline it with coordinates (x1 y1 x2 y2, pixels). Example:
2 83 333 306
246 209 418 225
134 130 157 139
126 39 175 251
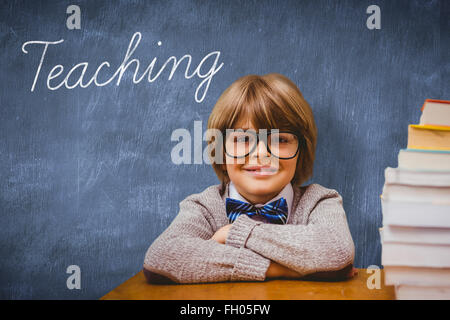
225 131 299 158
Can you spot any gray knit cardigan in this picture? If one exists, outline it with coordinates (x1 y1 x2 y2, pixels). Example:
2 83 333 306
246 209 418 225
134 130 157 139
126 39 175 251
143 182 355 284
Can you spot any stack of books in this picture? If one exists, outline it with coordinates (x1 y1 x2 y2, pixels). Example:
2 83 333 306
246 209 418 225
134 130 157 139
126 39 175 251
380 99 450 300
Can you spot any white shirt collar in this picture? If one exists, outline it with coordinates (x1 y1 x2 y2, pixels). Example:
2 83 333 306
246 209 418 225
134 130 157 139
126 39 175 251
227 181 294 217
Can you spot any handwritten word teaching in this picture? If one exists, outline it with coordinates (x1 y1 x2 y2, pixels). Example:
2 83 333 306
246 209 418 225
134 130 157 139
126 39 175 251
21 32 224 103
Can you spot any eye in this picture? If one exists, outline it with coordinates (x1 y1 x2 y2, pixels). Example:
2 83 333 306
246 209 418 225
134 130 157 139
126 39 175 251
272 133 297 144
234 136 250 143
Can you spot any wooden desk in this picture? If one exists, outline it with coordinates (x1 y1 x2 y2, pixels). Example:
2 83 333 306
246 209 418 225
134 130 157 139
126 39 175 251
101 269 395 300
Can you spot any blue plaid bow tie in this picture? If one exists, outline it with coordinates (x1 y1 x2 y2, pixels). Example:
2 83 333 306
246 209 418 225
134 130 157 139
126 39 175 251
225 197 288 224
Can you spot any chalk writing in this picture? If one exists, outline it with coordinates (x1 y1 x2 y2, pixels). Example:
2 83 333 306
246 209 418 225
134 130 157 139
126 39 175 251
21 32 224 103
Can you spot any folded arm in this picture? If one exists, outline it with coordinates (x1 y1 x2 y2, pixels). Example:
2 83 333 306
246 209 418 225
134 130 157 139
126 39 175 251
143 196 271 284
225 190 355 278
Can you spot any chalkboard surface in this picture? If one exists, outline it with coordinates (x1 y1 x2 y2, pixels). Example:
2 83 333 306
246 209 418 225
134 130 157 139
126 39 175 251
0 0 448 299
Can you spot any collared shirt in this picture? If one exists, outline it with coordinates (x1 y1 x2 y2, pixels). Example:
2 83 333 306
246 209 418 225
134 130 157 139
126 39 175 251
227 181 294 223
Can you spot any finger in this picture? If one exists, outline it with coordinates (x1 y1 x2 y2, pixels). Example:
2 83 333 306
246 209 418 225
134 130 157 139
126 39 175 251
345 268 357 278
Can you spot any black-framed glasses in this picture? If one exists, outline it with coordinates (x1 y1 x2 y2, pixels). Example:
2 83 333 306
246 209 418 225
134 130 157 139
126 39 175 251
224 129 302 159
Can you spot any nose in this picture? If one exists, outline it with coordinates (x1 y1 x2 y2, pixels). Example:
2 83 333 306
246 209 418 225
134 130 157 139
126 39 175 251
251 139 270 160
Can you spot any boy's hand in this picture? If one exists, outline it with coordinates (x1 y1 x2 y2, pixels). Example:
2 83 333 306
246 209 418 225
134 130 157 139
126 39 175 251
347 266 359 278
211 224 233 244
266 262 358 280
301 264 358 281
266 261 302 279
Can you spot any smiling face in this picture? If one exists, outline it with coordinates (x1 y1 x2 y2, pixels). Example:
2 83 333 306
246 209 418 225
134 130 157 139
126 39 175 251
208 74 317 194
222 117 299 205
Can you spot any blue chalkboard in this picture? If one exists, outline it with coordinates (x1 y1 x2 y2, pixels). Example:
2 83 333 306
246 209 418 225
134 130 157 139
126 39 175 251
0 0 448 299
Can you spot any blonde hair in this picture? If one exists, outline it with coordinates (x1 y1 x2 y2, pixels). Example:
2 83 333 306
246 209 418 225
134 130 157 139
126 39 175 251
207 73 317 188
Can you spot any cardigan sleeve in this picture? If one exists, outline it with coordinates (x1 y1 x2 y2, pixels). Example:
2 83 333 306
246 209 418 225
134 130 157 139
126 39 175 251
225 189 355 277
143 196 270 284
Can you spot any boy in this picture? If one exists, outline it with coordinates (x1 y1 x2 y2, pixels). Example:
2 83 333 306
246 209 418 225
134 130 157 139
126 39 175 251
143 73 356 284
